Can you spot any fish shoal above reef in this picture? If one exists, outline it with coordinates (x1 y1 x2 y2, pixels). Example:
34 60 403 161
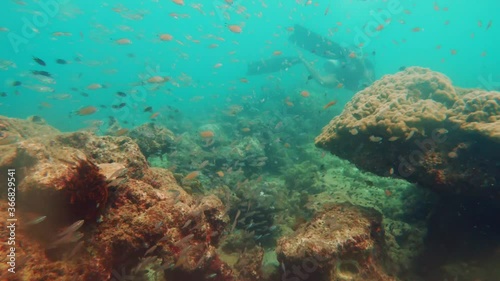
315 67 500 198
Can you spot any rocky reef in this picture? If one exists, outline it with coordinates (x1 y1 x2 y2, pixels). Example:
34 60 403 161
0 117 233 281
3 66 498 281
315 67 500 197
126 122 176 158
277 203 396 281
0 114 422 281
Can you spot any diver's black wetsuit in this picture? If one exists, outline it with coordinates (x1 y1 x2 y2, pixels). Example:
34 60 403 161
290 24 374 91
246 24 374 91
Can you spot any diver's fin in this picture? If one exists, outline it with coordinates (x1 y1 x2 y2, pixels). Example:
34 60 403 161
246 56 301 76
288 24 347 60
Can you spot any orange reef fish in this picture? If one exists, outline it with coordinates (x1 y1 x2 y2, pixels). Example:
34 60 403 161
200 130 215 138
227 24 242 33
147 76 168 83
323 100 337 109
183 171 200 181
87 83 104 90
159 34 174 41
172 0 184 6
115 38 132 45
76 106 97 116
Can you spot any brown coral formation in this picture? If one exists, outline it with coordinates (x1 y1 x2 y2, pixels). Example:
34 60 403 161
0 117 234 281
315 67 500 196
276 203 395 281
127 122 176 158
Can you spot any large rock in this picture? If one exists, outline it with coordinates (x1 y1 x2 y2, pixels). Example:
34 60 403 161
315 67 500 197
276 203 395 281
127 122 176 158
0 117 233 281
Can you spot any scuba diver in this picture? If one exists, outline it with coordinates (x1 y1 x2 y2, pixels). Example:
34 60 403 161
247 24 375 91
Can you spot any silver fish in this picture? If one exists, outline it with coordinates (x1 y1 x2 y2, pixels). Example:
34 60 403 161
32 74 56 84
144 244 158 256
24 84 55 93
25 215 47 226
57 220 84 238
47 230 84 249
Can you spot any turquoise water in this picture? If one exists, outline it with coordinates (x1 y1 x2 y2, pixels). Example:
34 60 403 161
1 0 497 131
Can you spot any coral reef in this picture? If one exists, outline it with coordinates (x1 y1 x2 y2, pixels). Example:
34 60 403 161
127 122 176 158
0 117 236 281
276 203 396 281
233 246 265 281
55 131 149 178
0 115 60 140
315 67 500 197
60 158 109 221
302 160 434 278
283 161 322 194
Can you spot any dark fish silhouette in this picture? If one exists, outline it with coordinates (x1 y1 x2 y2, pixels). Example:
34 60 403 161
144 106 153 112
486 20 493 30
55 59 68 64
33 56 46 66
32 70 51 77
112 103 126 109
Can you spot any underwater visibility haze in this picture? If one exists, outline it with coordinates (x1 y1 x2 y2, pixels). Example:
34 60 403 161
0 0 499 280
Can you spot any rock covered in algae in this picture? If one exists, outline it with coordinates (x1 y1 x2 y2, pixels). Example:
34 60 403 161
0 117 235 281
276 203 396 281
315 67 500 196
0 115 58 148
127 122 176 158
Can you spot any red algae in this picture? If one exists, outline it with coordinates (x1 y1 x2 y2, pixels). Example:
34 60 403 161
59 158 108 220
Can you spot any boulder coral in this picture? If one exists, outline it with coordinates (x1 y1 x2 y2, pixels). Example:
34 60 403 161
315 67 500 197
276 203 396 281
